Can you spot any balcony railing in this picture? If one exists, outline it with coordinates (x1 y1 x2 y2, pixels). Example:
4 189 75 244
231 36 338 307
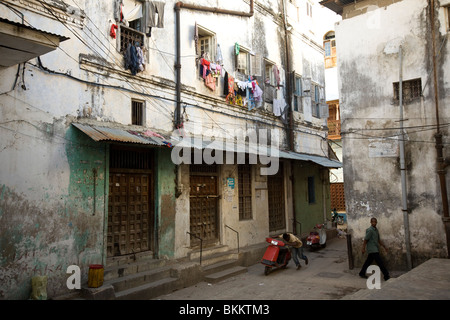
328 119 341 139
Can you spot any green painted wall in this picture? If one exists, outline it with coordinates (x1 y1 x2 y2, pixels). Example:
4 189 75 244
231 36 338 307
155 148 177 259
292 162 331 238
0 126 107 299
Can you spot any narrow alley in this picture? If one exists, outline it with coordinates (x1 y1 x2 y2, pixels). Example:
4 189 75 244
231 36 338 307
154 237 370 300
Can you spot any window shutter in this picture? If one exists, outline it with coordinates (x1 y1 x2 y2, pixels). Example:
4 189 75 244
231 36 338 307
251 54 262 77
320 103 329 119
194 22 199 56
302 77 311 95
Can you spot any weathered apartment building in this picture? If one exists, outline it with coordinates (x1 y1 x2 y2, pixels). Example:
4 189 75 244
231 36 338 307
321 0 450 270
0 0 341 299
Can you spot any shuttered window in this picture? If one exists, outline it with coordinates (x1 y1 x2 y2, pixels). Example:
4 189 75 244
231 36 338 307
238 164 252 220
132 100 144 126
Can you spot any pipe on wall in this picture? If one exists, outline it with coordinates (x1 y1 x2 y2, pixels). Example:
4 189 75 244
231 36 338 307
430 0 450 258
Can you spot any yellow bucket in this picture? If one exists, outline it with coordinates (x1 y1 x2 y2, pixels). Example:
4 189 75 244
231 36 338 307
88 264 104 288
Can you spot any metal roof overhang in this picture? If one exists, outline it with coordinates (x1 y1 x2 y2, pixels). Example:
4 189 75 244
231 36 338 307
319 0 361 15
73 123 342 169
174 136 342 169
72 123 173 147
0 18 69 67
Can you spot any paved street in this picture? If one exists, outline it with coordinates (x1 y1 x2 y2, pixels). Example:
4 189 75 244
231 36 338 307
154 237 376 300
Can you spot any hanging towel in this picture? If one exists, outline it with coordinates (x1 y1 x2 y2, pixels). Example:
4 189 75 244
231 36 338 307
205 74 216 91
124 4 143 22
146 1 165 28
110 24 118 39
274 65 281 89
273 98 286 117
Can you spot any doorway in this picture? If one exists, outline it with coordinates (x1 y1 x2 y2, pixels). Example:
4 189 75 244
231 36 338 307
189 164 219 247
107 146 154 257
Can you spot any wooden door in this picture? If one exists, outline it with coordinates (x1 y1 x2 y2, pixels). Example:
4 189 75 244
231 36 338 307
268 162 285 231
189 164 219 246
107 173 152 257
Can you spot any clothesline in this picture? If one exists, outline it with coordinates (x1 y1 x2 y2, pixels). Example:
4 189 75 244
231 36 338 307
199 52 287 116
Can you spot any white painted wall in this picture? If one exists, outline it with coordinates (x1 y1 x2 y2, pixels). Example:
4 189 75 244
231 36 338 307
335 0 449 268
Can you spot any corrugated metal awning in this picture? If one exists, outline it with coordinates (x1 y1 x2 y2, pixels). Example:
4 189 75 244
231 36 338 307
173 136 342 169
72 123 173 147
73 123 342 168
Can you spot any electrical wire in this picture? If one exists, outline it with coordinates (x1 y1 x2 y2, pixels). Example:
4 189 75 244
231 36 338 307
35 0 176 124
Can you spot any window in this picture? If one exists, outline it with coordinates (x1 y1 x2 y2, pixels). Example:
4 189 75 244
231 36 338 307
393 78 422 102
308 176 315 204
237 49 250 75
324 42 331 57
293 75 303 112
132 100 144 125
264 60 276 103
238 164 252 220
119 25 145 53
196 25 216 61
265 63 276 86
323 31 336 68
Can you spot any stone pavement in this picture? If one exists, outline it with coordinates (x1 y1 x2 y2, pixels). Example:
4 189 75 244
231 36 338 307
343 258 450 300
155 237 369 300
154 237 449 300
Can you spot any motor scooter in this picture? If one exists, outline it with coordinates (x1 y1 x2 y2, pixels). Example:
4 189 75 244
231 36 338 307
261 237 291 275
331 209 344 225
306 224 327 251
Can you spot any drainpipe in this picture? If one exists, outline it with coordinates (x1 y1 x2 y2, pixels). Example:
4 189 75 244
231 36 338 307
174 4 182 129
398 45 412 270
174 1 254 129
281 0 294 151
430 0 450 258
175 1 254 17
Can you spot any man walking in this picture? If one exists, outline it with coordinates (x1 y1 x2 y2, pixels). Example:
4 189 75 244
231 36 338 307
281 233 309 270
359 217 390 281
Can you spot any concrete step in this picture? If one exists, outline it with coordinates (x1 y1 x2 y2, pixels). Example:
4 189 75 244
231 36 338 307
104 265 174 293
106 251 155 267
202 259 239 275
115 277 179 300
104 259 169 281
204 266 248 284
189 245 230 261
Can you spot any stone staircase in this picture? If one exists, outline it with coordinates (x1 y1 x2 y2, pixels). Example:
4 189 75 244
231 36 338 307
77 245 247 300
103 258 180 300
54 243 268 300
189 245 248 284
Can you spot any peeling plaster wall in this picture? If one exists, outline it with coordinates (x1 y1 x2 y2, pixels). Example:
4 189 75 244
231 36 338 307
0 0 334 299
336 0 449 270
0 124 106 299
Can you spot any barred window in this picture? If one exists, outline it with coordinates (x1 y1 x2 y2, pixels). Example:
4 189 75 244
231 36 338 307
393 78 422 102
238 164 252 220
120 25 145 53
132 100 144 126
